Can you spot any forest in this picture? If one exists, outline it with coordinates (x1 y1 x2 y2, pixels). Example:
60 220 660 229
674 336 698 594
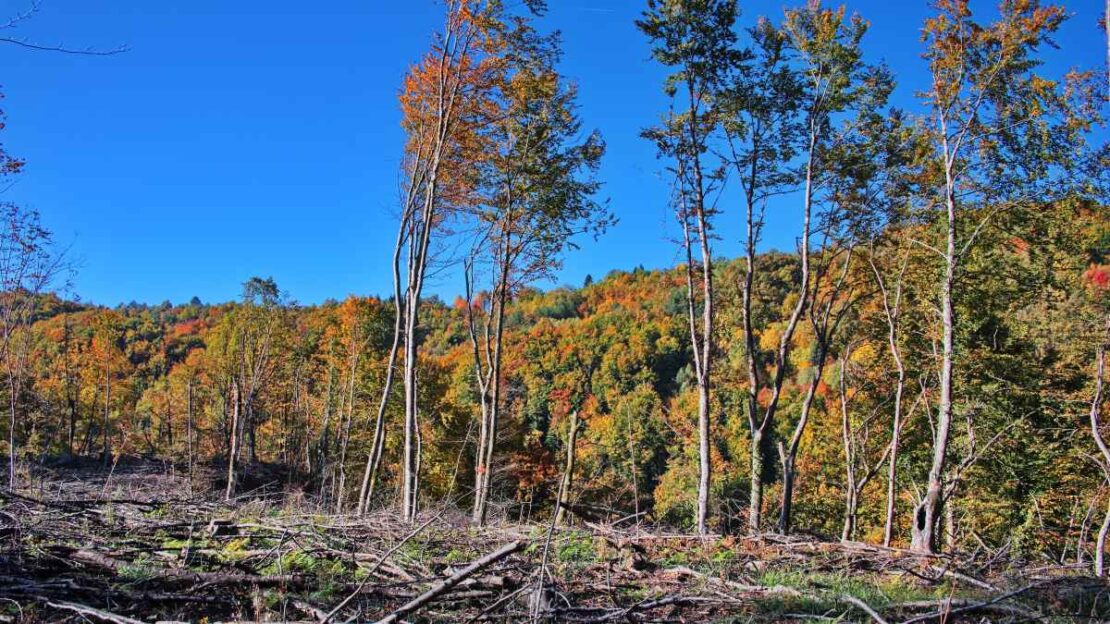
1 0 1109 622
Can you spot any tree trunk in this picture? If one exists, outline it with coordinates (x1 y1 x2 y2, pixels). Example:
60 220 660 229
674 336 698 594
1097 497 1110 578
1088 318 1109 575
883 367 905 546
101 356 111 469
779 353 825 535
871 254 907 548
357 226 405 514
64 315 76 457
842 488 858 542
317 359 336 497
778 449 796 535
840 357 858 542
912 187 956 553
7 369 17 491
695 368 711 534
472 254 507 526
247 404 256 465
742 239 763 534
748 429 764 533
225 381 241 501
335 361 358 514
187 378 194 491
67 394 77 458
555 410 580 526
401 289 421 522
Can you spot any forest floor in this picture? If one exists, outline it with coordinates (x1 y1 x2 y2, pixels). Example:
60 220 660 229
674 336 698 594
0 458 1106 623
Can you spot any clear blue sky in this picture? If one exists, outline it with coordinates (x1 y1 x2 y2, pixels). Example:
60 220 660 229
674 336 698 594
1 0 1105 306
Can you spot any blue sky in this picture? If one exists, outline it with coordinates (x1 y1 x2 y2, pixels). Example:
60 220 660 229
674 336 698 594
1 0 1105 306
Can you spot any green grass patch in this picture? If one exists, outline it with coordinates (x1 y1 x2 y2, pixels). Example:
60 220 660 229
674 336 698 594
555 531 597 564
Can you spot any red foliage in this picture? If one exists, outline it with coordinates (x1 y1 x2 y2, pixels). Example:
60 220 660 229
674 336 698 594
1084 263 1109 293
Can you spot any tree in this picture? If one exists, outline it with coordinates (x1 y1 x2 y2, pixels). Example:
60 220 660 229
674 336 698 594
777 246 855 535
0 96 65 487
363 0 502 522
90 310 126 467
709 9 806 533
910 0 1094 552
773 2 894 535
1089 319 1109 576
466 2 607 525
0 203 64 486
638 0 739 535
837 340 897 541
216 277 284 500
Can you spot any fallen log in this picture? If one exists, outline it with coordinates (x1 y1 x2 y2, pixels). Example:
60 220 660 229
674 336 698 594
896 582 1044 624
375 541 523 624
45 600 144 624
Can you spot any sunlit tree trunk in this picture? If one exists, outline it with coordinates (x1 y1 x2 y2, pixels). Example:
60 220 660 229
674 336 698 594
1088 318 1109 576
7 362 18 488
912 133 957 553
554 410 580 526
357 213 406 514
468 228 510 526
869 253 907 547
225 380 241 501
335 355 358 514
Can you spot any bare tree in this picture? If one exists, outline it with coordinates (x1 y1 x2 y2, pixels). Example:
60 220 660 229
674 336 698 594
1 1 127 56
356 193 407 514
837 343 898 542
868 245 908 546
0 204 64 489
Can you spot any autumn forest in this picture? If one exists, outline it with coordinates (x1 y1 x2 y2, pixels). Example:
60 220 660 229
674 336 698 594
1 0 1109 622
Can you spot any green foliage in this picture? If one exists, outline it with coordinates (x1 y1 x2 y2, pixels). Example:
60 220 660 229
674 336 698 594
555 531 598 564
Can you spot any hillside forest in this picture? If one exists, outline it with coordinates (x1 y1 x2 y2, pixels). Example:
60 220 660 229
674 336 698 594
1 0 1109 602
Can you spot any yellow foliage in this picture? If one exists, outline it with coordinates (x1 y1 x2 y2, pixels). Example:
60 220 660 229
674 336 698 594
759 324 782 351
849 342 877 366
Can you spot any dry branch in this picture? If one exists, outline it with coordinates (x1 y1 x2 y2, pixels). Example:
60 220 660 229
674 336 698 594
375 540 523 624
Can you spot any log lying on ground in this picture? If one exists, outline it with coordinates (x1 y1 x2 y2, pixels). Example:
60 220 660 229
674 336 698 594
375 541 523 624
46 600 144 624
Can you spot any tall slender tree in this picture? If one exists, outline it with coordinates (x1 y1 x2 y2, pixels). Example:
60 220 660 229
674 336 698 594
718 14 804 533
911 0 1094 552
466 2 607 525
773 2 895 535
638 0 740 535
364 0 502 521
1088 318 1109 576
